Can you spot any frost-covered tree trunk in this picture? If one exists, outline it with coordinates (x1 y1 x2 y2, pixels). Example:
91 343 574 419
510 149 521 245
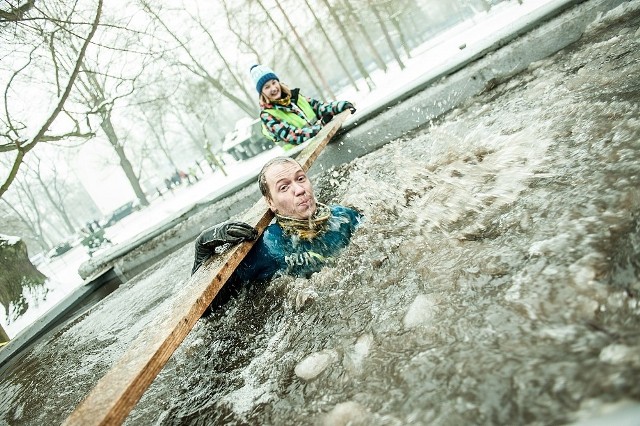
100 116 150 207
304 0 359 91
369 0 405 70
0 235 46 325
340 0 388 73
320 0 375 90
0 323 8 344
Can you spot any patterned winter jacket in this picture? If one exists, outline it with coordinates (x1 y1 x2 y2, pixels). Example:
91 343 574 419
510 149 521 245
260 88 353 147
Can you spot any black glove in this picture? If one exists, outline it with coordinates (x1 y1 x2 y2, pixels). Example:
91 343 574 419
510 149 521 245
343 101 356 114
192 222 258 274
320 114 333 125
199 222 257 247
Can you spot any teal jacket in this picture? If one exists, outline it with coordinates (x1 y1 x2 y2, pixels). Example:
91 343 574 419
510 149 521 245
233 205 361 284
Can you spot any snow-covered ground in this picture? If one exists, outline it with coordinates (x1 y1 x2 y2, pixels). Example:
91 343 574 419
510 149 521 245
1 0 566 339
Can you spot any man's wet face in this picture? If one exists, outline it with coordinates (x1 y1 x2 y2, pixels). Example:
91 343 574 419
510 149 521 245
264 161 316 220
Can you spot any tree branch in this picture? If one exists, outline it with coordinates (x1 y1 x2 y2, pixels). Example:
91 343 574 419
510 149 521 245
0 0 103 199
0 0 36 22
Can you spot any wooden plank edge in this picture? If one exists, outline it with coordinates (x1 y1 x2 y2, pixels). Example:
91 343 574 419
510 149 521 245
63 110 351 426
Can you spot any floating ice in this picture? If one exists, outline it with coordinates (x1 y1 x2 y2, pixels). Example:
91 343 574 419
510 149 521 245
403 294 438 329
599 344 635 365
322 401 370 426
344 333 373 375
294 349 339 381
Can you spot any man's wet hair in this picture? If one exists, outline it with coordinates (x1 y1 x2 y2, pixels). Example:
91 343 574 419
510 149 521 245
258 156 302 198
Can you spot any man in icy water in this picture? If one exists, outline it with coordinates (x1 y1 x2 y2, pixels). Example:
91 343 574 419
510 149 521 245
191 156 361 287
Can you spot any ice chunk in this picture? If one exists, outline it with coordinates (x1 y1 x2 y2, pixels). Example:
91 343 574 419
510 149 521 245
322 401 370 426
403 294 438 329
294 349 338 381
344 333 373 375
599 344 634 365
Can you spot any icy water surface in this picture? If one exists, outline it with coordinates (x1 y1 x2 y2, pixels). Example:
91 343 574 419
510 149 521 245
1 2 639 425
126 5 640 425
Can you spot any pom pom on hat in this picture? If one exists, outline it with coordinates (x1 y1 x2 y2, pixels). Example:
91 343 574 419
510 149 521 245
250 64 279 94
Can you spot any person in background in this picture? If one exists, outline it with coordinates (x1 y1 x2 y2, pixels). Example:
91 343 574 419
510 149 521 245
192 156 361 293
250 64 356 150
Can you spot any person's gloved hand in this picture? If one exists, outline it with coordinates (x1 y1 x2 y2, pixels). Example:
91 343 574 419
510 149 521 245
320 114 333 125
199 221 258 248
192 222 258 275
344 101 356 114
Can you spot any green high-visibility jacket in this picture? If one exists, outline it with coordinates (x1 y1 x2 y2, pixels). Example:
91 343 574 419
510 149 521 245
261 95 318 149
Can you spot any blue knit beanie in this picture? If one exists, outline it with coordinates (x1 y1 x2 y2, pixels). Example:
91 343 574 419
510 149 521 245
250 64 279 94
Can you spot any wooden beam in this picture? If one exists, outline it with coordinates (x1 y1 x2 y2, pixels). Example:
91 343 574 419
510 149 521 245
63 110 351 426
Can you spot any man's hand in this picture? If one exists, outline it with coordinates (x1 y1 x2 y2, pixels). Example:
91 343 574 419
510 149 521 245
199 222 258 248
192 222 258 275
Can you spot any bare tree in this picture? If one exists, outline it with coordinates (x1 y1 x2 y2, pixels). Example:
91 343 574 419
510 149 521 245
174 89 228 176
137 107 180 173
198 112 228 175
27 155 77 235
140 1 256 117
42 2 177 209
394 0 430 49
67 61 149 206
254 0 330 98
273 0 335 99
220 0 264 64
383 1 412 58
303 0 359 92
340 0 388 73
319 0 375 90
0 204 46 253
1 198 50 252
368 0 405 70
173 107 211 157
0 0 102 199
0 0 35 22
188 5 256 105
2 177 60 251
